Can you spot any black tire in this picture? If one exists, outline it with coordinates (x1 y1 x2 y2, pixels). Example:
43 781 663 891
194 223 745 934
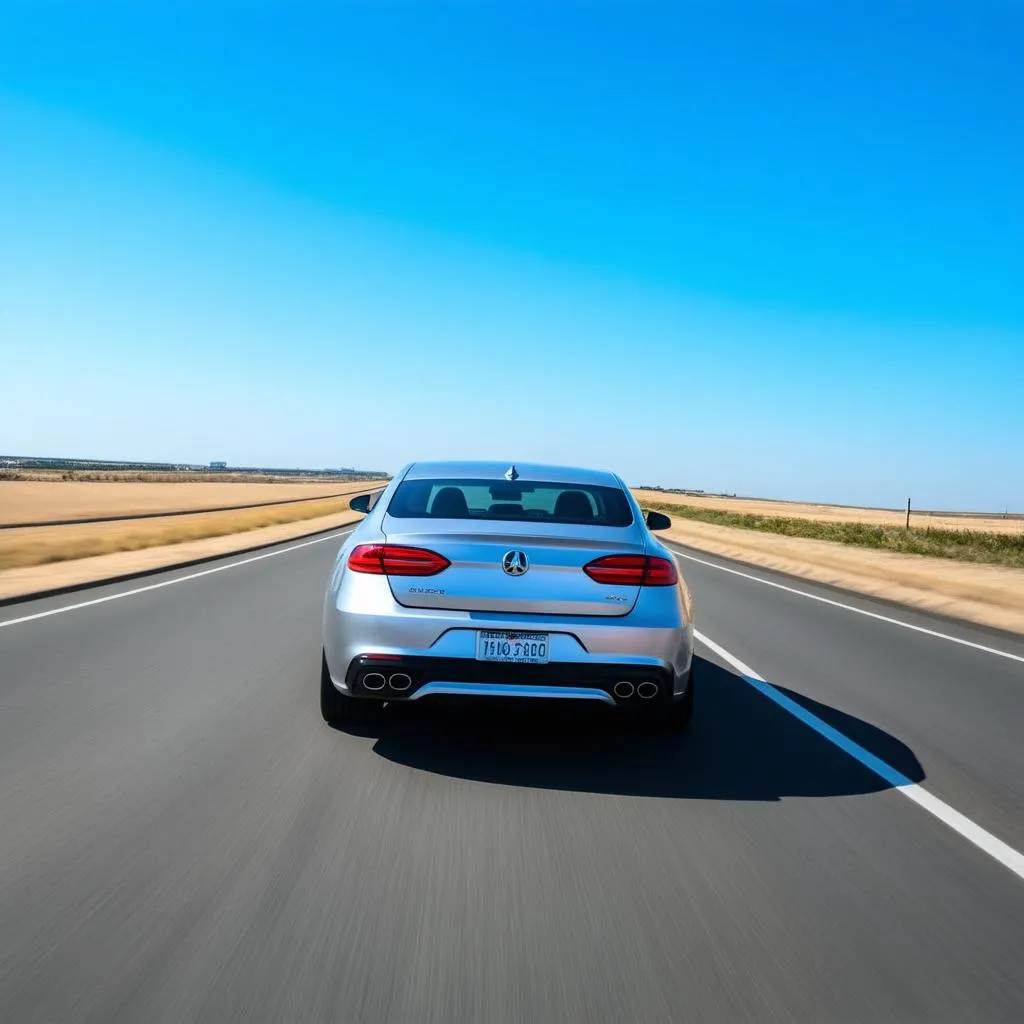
640 667 695 732
320 652 386 727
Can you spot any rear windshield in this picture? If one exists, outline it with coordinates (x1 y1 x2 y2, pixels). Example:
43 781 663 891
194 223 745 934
387 478 634 527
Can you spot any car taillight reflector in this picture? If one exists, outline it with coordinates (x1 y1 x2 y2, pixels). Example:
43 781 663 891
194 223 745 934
347 544 451 576
583 555 678 587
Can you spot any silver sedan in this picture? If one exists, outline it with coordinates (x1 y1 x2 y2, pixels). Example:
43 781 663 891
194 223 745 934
321 461 695 728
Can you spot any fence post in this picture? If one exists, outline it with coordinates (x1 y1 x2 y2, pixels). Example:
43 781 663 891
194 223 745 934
906 498 911 530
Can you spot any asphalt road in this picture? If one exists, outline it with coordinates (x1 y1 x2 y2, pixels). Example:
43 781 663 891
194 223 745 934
1 528 1023 1022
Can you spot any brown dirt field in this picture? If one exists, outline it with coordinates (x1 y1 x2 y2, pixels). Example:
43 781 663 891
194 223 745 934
631 489 1024 535
0 510 361 602
660 518 1024 635
0 479 387 526
0 495 375 571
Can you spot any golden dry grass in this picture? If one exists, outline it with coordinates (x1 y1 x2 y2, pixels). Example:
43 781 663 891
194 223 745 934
631 489 1024 535
0 510 363 601
0 496 370 571
657 518 1024 634
0 479 387 526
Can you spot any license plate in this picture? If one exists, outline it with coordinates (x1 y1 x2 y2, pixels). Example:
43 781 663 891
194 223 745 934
476 630 550 664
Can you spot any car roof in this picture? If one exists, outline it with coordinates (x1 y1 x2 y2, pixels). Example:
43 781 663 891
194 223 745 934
401 461 623 487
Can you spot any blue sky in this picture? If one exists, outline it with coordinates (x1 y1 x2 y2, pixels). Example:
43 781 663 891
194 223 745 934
2 2 1022 509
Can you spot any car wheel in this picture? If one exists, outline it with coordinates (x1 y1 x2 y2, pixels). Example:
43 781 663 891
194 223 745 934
320 651 386 727
642 667 694 732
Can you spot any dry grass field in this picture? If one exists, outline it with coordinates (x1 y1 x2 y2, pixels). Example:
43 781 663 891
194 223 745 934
654 517 1024 634
0 495 376 571
0 478 386 526
634 490 1024 570
0 474 385 573
631 490 1024 631
0 510 365 602
631 490 1024 535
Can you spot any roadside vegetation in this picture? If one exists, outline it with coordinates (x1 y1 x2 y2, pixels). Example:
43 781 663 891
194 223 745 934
0 478 388 528
642 501 1024 570
0 496 362 571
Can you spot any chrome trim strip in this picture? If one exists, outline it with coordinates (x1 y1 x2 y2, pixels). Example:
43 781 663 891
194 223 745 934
409 681 615 704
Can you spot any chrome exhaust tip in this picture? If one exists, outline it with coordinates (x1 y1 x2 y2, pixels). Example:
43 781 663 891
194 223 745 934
362 672 386 691
388 672 412 692
637 681 659 699
613 681 635 700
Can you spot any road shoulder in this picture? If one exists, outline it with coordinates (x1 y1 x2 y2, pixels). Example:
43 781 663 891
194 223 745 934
658 518 1024 634
0 511 361 604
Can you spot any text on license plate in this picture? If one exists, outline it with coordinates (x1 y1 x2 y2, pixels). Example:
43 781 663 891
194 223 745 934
476 630 550 664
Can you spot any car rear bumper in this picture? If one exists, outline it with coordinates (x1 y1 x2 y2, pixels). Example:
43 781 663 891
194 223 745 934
410 682 618 704
326 653 690 708
323 575 693 705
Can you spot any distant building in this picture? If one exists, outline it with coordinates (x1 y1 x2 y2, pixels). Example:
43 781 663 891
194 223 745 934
209 461 227 470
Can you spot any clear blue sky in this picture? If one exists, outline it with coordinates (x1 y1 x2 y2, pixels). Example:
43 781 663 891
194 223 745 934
2 1 1022 509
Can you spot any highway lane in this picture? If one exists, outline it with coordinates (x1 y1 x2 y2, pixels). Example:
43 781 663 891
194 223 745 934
667 542 1024 852
1 528 1023 1022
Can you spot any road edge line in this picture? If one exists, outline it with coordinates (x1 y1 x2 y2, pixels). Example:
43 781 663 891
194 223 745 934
695 628 1024 883
673 547 1024 665
0 529 354 629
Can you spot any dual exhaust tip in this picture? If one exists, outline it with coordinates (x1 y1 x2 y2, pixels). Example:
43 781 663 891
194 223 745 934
613 680 660 701
363 672 412 693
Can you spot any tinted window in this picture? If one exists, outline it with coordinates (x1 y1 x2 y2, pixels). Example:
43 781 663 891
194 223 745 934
387 479 634 526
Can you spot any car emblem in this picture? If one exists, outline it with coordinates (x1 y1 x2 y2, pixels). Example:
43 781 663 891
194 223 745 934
502 549 529 576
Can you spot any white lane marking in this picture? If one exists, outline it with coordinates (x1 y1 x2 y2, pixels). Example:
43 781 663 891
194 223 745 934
0 530 353 629
672 546 1024 665
696 629 1024 883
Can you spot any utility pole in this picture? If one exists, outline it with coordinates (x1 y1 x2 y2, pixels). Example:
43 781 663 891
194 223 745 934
906 498 911 530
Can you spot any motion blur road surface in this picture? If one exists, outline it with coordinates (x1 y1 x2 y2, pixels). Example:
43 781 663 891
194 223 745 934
1 528 1023 1022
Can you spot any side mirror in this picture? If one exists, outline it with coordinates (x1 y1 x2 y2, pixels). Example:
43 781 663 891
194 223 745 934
349 493 371 513
645 509 671 531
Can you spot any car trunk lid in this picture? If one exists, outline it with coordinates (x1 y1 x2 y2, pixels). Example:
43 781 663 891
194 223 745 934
380 520 644 617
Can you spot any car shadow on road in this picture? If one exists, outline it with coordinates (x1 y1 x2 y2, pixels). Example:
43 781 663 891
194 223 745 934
332 655 924 800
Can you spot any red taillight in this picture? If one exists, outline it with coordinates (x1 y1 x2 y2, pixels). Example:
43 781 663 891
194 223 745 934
347 544 451 576
583 554 678 587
